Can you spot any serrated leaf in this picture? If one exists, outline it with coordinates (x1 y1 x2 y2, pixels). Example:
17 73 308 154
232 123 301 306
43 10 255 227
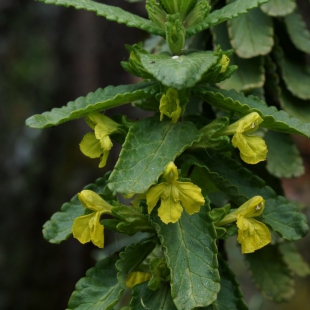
112 204 155 235
284 9 310 54
279 85 310 123
261 196 309 241
139 51 218 90
279 242 310 277
195 86 310 137
180 151 276 206
42 177 108 244
261 0 296 17
116 238 156 289
205 256 248 310
108 118 200 195
274 44 310 100
212 22 265 92
228 5 273 58
186 0 269 37
37 0 165 36
151 202 220 310
130 282 178 310
245 244 295 302
67 255 123 310
265 131 304 178
26 82 158 129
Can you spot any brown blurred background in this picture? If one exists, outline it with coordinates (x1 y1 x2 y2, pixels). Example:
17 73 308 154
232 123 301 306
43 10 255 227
0 0 309 309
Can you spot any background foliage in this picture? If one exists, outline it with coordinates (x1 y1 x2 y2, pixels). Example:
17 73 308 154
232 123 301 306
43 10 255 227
1 0 310 309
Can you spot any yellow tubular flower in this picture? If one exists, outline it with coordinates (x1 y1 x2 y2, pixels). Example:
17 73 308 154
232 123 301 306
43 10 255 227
219 54 230 73
146 162 205 224
159 88 182 123
72 190 113 248
216 196 271 254
79 113 119 168
217 112 267 164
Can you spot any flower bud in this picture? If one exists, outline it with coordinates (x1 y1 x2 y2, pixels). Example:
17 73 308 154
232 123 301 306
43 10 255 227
159 0 197 21
165 14 185 55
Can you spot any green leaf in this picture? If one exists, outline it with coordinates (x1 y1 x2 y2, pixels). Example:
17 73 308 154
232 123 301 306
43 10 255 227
205 256 248 310
279 85 310 123
180 151 276 206
245 244 295 302
228 6 273 58
112 204 156 235
279 242 310 277
284 9 310 54
186 0 269 37
116 238 156 289
67 255 123 310
37 0 165 36
261 0 296 17
274 44 310 100
108 118 200 195
42 177 109 244
26 82 158 129
212 22 265 92
151 202 220 310
139 51 218 90
195 86 310 137
265 131 304 178
130 282 178 310
261 196 309 241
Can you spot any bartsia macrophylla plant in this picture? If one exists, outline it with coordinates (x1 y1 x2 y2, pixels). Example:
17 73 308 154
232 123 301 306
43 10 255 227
27 0 310 309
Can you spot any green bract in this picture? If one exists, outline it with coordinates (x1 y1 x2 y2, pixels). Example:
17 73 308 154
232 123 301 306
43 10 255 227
28 0 310 309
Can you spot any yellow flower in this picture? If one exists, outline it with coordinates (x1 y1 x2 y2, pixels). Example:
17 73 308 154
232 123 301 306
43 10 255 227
72 190 113 248
79 113 119 168
146 162 205 224
216 112 267 164
219 54 230 73
126 271 152 289
159 88 182 123
216 196 271 254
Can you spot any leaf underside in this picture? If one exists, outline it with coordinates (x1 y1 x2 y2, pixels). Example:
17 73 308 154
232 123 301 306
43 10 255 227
261 0 296 17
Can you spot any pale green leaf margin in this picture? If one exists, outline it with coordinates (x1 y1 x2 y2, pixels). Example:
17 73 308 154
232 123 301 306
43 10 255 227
186 0 269 37
37 0 165 36
284 9 310 54
26 82 158 129
261 0 296 17
194 86 310 138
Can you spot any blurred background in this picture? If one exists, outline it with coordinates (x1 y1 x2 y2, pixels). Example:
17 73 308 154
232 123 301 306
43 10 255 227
0 0 309 309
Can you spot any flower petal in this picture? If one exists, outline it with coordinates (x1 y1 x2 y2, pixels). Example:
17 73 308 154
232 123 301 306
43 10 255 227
237 216 271 254
163 161 179 183
89 211 104 248
72 213 94 244
159 88 181 123
78 190 112 213
238 196 265 218
158 194 183 224
177 182 205 215
98 150 110 168
146 183 167 214
86 112 119 131
232 133 267 164
79 132 102 158
95 123 114 150
126 271 152 289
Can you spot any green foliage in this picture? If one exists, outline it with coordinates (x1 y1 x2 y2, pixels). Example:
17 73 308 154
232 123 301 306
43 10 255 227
245 245 295 302
27 0 310 309
67 255 124 310
151 201 220 309
108 118 200 194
